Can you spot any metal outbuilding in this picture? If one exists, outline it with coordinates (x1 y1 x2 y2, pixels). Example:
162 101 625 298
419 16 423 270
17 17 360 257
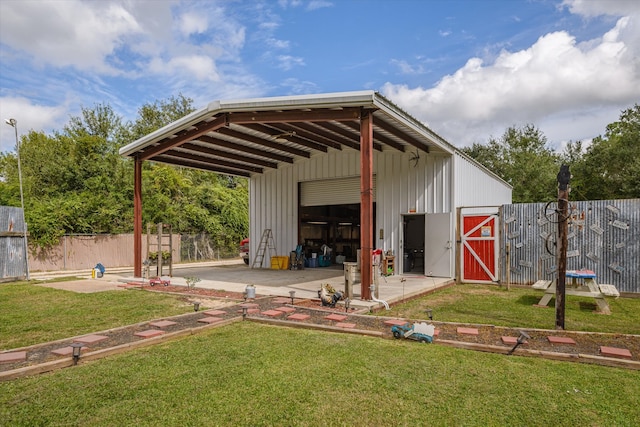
119 90 512 299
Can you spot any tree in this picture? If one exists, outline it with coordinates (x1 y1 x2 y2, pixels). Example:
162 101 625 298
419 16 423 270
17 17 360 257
0 94 249 252
461 125 560 203
571 104 640 200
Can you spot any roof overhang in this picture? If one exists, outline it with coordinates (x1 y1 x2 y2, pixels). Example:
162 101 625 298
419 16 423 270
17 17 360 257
119 90 456 177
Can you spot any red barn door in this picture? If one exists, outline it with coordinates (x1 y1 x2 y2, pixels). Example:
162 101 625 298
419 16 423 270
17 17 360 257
461 213 499 283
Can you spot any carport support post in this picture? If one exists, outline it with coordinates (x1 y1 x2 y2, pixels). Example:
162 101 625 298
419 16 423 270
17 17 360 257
134 156 143 277
360 110 373 300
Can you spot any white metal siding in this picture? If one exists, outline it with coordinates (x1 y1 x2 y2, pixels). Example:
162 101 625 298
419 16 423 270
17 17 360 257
250 147 458 270
376 150 452 256
454 152 512 207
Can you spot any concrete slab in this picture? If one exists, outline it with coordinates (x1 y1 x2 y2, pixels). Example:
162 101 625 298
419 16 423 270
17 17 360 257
34 260 454 309
457 327 479 336
501 336 528 345
203 310 227 316
547 336 576 345
149 320 177 328
324 314 347 321
134 330 166 338
261 310 285 317
197 316 224 324
287 313 310 321
52 346 90 356
599 346 632 359
0 351 27 363
74 334 109 345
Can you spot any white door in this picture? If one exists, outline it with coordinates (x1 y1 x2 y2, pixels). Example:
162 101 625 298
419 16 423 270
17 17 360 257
425 213 452 277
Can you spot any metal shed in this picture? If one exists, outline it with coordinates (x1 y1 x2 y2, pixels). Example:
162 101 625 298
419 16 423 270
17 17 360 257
119 90 512 299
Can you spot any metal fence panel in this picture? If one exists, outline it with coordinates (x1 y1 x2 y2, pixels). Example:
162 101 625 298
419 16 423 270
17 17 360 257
0 206 27 280
501 199 640 293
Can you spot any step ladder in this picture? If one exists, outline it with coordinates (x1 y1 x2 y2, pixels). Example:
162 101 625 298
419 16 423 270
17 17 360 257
252 229 276 268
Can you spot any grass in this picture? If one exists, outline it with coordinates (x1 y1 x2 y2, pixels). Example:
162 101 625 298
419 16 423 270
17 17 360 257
1 322 639 426
0 281 192 350
378 284 640 335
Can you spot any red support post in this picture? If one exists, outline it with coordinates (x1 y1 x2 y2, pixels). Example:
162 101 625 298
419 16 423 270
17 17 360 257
134 156 142 277
360 110 374 300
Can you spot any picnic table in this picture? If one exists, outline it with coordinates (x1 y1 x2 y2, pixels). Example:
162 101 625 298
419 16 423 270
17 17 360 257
532 270 619 315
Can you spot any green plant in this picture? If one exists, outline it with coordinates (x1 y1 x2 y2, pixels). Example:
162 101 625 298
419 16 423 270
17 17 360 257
185 276 201 291
148 251 171 262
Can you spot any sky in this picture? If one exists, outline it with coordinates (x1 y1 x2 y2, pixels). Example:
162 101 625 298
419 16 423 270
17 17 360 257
1 0 639 154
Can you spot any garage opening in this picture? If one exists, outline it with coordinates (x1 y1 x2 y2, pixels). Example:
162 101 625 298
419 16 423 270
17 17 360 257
299 177 376 263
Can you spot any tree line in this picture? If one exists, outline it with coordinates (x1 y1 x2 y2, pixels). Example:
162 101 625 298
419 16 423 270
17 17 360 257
1 97 637 249
0 95 248 249
461 104 639 203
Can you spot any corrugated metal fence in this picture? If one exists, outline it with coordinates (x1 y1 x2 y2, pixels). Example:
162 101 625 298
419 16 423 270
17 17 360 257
500 199 639 293
0 206 28 281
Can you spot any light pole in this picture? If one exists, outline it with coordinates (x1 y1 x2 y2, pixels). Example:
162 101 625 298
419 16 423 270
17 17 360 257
5 118 30 280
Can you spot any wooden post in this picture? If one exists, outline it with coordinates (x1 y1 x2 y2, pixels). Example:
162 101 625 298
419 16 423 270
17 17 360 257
555 164 571 330
505 242 511 291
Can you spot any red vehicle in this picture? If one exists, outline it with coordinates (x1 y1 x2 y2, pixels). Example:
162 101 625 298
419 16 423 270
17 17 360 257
240 238 249 265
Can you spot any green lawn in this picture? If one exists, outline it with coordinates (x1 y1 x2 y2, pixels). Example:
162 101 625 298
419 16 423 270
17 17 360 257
378 284 640 335
0 281 191 350
1 322 639 426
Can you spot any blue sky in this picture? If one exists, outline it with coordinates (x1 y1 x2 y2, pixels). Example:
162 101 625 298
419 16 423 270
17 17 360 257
1 0 639 154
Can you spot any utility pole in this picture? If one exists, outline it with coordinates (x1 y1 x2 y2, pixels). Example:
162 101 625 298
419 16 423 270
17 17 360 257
5 118 30 280
555 164 571 330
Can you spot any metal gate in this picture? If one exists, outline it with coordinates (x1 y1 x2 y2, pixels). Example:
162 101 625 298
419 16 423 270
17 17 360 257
460 210 499 283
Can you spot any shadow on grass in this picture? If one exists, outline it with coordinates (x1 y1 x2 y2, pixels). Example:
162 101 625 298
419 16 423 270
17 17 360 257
579 301 598 312
516 295 542 306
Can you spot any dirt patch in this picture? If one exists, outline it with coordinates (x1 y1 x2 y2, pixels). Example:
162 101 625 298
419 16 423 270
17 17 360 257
35 279 126 293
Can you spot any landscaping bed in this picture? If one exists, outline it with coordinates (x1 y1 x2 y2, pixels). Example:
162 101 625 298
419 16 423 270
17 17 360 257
3 292 638 378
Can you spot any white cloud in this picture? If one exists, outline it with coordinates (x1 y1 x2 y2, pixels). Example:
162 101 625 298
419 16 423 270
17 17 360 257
390 59 425 75
381 5 640 148
148 55 220 81
307 1 333 11
0 0 141 74
178 12 209 37
561 0 640 17
0 97 69 153
277 55 305 71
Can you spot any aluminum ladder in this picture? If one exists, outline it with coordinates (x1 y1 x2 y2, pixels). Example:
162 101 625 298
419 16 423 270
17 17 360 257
252 229 276 268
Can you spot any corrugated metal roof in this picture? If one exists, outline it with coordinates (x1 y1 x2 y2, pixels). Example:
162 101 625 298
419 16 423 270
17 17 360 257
118 91 460 178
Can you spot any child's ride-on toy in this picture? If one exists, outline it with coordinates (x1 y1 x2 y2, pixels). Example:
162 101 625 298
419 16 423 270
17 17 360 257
391 322 434 343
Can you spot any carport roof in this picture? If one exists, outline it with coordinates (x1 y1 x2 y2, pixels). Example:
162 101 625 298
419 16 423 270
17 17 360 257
119 90 456 177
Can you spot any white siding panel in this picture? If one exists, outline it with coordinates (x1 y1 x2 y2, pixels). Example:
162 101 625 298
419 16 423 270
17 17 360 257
250 148 478 269
454 152 512 207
